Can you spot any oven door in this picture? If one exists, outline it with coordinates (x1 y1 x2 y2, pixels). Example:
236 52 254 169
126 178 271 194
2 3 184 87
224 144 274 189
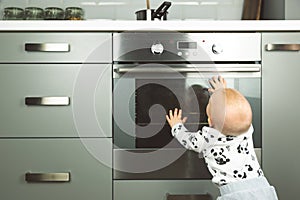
113 63 261 180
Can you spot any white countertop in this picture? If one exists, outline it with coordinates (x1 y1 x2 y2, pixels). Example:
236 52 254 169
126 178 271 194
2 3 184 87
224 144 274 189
0 20 300 32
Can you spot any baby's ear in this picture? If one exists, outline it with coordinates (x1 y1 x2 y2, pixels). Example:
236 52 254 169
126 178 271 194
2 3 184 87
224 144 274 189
208 117 212 127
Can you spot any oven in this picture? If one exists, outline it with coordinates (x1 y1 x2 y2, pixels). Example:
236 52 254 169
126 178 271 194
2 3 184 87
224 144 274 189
112 32 261 180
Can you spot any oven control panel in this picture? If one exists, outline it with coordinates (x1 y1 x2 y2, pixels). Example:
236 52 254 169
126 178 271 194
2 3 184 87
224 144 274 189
176 40 224 56
113 33 261 62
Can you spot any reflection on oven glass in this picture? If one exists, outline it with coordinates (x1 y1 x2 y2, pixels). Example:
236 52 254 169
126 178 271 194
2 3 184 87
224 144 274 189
183 84 209 127
135 79 209 148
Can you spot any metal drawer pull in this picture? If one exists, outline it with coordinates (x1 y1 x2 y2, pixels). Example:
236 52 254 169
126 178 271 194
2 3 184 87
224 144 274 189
25 97 70 106
25 172 71 183
25 43 70 52
266 44 300 51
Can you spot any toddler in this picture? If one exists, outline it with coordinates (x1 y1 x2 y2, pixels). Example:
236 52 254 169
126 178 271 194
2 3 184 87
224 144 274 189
166 76 278 200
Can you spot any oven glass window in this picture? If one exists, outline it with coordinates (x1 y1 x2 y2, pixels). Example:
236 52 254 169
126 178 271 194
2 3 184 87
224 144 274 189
113 77 261 149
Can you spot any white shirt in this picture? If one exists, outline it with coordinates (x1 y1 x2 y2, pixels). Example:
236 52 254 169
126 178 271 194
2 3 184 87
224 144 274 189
171 123 263 186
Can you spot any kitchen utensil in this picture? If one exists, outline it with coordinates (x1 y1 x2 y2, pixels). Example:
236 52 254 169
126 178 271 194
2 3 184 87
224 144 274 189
25 7 44 20
3 7 24 20
65 7 84 20
135 1 171 21
242 0 262 20
145 0 151 19
44 7 64 20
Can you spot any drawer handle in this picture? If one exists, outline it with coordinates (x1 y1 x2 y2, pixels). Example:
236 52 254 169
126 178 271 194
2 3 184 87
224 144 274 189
265 44 300 51
25 172 71 183
25 43 70 52
25 97 70 106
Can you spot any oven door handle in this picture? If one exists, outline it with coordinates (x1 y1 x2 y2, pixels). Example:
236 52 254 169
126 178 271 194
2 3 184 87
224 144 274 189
114 64 261 73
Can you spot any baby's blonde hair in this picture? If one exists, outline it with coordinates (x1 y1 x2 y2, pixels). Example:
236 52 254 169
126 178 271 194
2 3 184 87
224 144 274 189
209 88 252 136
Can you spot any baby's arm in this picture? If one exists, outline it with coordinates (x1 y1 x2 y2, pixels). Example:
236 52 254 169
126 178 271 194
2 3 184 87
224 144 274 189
166 108 205 153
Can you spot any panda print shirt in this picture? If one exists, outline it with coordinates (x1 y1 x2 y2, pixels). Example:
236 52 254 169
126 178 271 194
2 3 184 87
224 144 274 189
171 123 263 186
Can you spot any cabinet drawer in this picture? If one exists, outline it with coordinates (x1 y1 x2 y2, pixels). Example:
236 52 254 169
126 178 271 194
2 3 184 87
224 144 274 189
114 180 219 200
0 138 112 200
0 32 111 63
0 64 112 137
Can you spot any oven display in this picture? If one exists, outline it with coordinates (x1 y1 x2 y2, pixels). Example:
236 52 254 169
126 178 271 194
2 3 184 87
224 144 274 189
177 41 197 49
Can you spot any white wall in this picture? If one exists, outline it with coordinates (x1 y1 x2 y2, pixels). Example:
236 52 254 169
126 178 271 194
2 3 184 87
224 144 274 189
285 0 300 19
261 0 300 20
0 0 244 20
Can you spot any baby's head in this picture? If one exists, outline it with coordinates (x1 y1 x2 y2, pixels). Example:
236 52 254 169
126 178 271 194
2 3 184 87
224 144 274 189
206 88 252 136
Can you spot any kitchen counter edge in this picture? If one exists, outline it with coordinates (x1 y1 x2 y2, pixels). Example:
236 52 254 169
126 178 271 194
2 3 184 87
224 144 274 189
0 20 300 32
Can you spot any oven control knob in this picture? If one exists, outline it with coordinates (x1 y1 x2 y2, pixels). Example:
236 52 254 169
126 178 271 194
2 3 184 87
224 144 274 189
151 43 164 55
212 43 223 54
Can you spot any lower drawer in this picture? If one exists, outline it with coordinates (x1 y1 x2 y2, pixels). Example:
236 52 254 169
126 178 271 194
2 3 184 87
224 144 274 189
114 180 219 200
0 138 112 200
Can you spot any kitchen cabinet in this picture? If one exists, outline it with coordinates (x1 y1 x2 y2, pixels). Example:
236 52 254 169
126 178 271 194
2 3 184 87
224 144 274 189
0 32 113 200
0 64 112 138
2 28 300 200
0 32 111 63
0 139 112 200
262 32 300 200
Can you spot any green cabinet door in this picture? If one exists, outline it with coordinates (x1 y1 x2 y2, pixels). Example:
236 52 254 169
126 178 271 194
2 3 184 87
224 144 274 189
0 138 112 200
262 32 300 200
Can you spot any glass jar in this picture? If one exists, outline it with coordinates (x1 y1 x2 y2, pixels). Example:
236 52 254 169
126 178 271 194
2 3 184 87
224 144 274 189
44 7 64 20
3 7 24 20
65 7 84 20
25 7 44 20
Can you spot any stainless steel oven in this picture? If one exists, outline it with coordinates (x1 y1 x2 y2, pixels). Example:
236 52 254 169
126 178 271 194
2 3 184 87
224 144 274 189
112 32 261 180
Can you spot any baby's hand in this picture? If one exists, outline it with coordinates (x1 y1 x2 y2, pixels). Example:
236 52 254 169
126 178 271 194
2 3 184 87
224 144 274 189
208 75 227 93
166 108 187 128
